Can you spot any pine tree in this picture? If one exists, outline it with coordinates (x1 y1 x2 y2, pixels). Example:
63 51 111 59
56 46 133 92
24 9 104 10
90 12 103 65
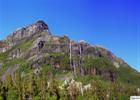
79 43 84 76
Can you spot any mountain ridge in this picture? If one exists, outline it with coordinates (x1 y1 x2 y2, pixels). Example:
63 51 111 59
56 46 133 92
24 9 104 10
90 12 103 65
0 20 140 85
0 20 140 99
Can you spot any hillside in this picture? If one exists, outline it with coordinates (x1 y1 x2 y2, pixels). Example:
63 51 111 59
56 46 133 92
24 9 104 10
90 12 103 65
0 20 140 100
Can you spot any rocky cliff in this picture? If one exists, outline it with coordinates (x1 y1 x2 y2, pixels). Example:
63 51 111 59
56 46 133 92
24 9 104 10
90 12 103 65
0 20 140 86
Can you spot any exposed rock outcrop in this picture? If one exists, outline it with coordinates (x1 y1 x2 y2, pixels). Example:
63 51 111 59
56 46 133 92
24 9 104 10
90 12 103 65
9 48 21 59
0 20 50 53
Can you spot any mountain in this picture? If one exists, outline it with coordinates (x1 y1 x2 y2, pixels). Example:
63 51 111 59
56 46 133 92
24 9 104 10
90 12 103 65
0 20 140 99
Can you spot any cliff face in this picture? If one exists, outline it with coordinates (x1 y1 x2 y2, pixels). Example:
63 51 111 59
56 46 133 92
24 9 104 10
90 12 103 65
0 20 140 85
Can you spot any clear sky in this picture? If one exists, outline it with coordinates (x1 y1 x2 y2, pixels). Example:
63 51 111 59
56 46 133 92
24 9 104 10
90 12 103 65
0 0 140 71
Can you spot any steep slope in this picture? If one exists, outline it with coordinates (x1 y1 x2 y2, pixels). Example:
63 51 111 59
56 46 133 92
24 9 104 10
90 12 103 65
0 20 140 87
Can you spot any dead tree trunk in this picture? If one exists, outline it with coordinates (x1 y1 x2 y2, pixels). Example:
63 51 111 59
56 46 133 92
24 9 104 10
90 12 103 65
79 43 84 75
69 41 76 76
73 60 76 76
69 41 72 70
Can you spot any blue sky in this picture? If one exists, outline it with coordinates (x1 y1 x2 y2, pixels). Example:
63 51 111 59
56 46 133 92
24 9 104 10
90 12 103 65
0 0 140 71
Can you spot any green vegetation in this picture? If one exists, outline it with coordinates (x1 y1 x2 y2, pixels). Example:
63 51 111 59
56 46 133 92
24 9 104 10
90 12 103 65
45 53 70 71
0 46 140 99
0 52 7 61
15 39 33 51
0 52 139 99
2 59 23 68
117 66 140 87
0 58 24 77
0 70 139 100
84 56 116 71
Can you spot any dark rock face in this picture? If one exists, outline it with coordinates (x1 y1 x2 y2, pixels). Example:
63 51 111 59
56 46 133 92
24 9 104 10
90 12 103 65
101 70 116 82
35 20 49 31
95 46 115 61
38 40 45 49
84 67 116 82
83 46 97 57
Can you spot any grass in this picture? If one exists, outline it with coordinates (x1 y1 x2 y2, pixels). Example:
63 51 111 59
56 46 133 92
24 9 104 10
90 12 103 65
84 56 117 72
0 52 7 61
0 58 24 76
14 38 34 51
117 66 140 87
2 59 23 68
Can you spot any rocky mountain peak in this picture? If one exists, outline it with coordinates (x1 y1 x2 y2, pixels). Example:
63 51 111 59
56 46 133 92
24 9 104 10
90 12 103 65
31 20 49 32
4 20 49 46
36 20 47 25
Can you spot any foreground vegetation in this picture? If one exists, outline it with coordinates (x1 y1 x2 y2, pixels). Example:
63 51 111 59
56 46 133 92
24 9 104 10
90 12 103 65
0 45 140 100
0 67 139 100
